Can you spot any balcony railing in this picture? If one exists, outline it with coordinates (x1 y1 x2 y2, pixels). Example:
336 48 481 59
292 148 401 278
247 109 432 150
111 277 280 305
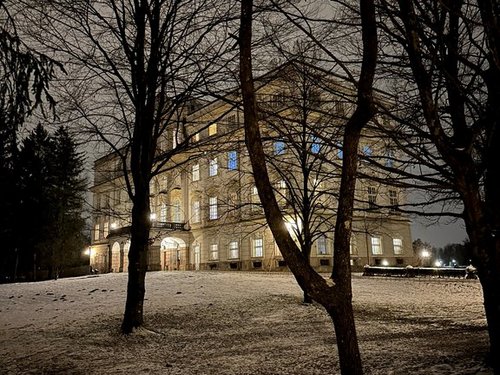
107 222 189 238
153 222 189 231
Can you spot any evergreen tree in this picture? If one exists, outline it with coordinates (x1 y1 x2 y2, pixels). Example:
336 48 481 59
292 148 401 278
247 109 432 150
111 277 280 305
18 124 54 280
17 124 86 280
49 126 86 278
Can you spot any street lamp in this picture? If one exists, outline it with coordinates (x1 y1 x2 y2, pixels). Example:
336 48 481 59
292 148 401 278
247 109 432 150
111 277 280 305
84 247 93 273
421 249 430 267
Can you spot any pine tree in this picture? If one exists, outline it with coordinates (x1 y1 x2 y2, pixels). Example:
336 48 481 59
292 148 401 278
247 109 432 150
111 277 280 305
49 126 86 278
17 124 86 280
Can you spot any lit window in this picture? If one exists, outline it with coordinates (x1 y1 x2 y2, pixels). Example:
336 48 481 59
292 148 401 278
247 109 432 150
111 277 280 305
371 236 382 255
103 222 109 238
251 186 260 210
172 199 182 222
172 130 179 149
393 238 403 255
277 180 287 201
192 164 200 181
228 151 238 170
337 143 343 159
317 235 327 255
274 140 285 155
311 135 321 154
160 204 167 222
350 235 357 255
362 145 372 156
208 123 217 136
209 196 218 220
209 243 218 260
229 241 239 259
94 223 100 241
209 158 218 176
192 201 200 223
253 238 263 257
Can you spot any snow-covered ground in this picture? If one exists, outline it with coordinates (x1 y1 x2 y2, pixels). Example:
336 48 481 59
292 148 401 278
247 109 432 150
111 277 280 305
0 271 493 374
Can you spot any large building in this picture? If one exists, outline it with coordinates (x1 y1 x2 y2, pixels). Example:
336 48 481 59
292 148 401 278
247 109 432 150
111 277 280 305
89 62 414 273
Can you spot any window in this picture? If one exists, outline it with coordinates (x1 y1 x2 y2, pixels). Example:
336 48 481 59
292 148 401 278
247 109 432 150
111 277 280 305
335 101 345 116
172 130 179 149
192 201 200 223
192 164 200 181
350 235 357 255
389 189 398 206
274 140 285 155
209 158 218 176
362 145 372 156
277 180 287 202
311 135 321 154
251 186 260 210
317 235 327 255
393 238 403 255
229 241 239 259
368 186 377 208
172 199 182 222
159 175 168 192
337 143 343 159
208 123 217 136
103 222 109 238
209 196 218 219
227 151 238 170
227 114 237 127
371 236 382 255
94 223 100 241
160 204 167 222
209 243 218 260
253 238 263 257
385 149 394 167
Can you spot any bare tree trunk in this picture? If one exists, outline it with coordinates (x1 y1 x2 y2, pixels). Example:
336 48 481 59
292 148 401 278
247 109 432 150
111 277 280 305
121 185 151 333
239 0 377 373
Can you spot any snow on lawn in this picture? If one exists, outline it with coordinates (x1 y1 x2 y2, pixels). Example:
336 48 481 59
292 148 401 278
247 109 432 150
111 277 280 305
0 271 493 374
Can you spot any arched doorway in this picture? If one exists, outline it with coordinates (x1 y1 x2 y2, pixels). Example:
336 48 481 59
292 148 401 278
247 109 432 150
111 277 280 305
122 240 130 272
160 237 186 271
111 242 121 273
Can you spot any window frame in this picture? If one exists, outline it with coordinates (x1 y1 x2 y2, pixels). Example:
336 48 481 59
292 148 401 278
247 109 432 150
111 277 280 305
228 241 239 259
192 164 200 181
209 196 218 220
227 150 238 170
253 238 264 257
209 158 218 177
371 236 383 255
393 238 403 255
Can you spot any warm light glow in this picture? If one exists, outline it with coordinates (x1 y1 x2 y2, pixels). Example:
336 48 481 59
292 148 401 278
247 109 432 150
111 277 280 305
110 222 118 229
150 213 157 221
84 247 92 256
434 260 442 267
421 249 430 258
382 259 389 266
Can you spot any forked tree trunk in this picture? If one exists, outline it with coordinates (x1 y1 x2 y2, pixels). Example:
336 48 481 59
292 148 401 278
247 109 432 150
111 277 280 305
238 0 376 373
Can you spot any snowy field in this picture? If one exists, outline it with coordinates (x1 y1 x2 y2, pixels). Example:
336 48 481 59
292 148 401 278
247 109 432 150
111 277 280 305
0 271 493 374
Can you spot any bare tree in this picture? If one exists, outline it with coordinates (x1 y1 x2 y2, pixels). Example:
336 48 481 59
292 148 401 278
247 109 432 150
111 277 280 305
22 0 236 333
239 0 377 374
372 1 500 369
